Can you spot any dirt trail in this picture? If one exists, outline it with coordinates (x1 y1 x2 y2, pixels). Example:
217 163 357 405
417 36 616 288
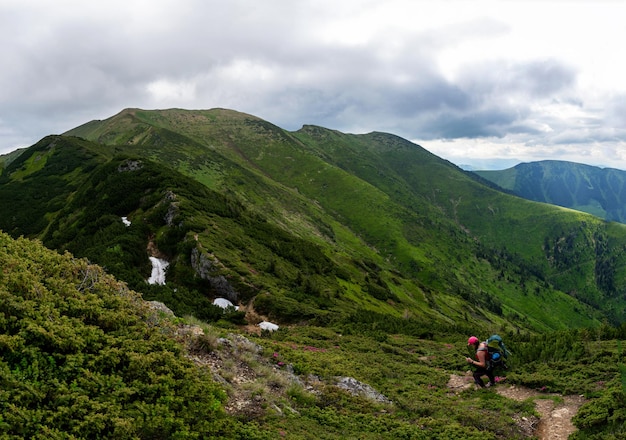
447 374 586 439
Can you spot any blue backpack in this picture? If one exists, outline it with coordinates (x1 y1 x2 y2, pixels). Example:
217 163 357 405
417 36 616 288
485 334 510 370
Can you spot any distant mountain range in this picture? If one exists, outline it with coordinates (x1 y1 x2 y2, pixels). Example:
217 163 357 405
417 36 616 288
475 160 626 223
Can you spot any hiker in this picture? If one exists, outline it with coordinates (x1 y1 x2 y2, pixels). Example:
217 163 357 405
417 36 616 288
466 336 496 388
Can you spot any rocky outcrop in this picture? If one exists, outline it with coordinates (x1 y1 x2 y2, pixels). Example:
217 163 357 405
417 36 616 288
191 248 238 302
191 248 217 278
145 300 393 422
147 300 175 316
335 376 392 404
209 275 238 303
117 159 143 172
163 190 179 226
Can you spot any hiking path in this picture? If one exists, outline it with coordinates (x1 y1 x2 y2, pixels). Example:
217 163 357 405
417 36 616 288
447 373 586 439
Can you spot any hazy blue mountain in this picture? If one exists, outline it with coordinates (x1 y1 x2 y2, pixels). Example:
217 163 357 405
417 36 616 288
475 160 626 223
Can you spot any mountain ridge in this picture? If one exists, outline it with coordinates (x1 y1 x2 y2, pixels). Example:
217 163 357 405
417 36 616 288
1 108 626 332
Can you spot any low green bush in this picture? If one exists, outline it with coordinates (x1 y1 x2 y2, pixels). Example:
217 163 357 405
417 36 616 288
0 232 257 439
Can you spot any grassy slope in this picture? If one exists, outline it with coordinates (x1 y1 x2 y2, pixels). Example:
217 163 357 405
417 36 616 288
0 147 27 172
62 108 626 330
289 128 621 327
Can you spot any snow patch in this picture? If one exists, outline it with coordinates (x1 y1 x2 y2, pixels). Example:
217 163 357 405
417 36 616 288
258 321 279 332
213 298 239 310
147 257 169 285
121 216 131 226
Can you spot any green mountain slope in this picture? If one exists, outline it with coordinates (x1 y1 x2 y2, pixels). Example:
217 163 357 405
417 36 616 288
2 108 626 336
0 147 27 172
476 160 626 223
2 200 625 439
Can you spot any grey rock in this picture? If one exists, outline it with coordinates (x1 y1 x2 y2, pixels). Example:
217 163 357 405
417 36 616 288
146 300 175 316
335 376 392 404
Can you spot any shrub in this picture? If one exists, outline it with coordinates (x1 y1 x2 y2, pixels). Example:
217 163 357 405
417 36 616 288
0 232 244 439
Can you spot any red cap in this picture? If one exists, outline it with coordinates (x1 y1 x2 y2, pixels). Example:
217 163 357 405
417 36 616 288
467 336 479 345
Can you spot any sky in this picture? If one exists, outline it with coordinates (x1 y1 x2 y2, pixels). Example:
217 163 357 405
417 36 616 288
2 0 626 170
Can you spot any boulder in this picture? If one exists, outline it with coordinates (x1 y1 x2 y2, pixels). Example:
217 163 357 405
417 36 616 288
335 376 392 404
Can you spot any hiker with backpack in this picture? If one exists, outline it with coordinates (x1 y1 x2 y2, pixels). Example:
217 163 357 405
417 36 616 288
466 335 496 388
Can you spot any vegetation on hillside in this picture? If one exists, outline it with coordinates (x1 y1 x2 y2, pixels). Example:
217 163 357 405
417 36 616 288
64 109 626 327
1 108 626 437
3 109 626 332
0 231 261 439
1 231 625 438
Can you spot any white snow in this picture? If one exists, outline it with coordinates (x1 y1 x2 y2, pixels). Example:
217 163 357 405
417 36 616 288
121 216 131 226
258 321 279 332
213 298 239 310
147 257 169 285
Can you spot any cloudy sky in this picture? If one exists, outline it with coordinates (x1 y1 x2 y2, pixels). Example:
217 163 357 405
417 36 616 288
2 0 626 170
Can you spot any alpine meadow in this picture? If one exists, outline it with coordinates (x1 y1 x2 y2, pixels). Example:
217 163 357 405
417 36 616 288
1 108 625 439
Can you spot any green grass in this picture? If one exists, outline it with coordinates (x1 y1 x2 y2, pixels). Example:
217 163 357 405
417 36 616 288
6 148 50 180
248 326 536 439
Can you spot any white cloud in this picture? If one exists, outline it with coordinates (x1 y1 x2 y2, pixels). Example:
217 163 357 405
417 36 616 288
2 0 626 169
147 79 197 103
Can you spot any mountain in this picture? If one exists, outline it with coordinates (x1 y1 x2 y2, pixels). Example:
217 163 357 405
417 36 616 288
3 108 626 438
1 108 626 334
0 147 27 170
475 160 626 223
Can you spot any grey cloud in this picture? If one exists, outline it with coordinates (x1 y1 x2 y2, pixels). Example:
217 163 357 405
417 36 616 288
522 61 577 96
604 94 626 129
549 130 617 145
384 81 471 117
459 59 577 98
250 77 473 137
323 59 579 141
1 0 624 170
384 59 580 141
419 107 526 139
